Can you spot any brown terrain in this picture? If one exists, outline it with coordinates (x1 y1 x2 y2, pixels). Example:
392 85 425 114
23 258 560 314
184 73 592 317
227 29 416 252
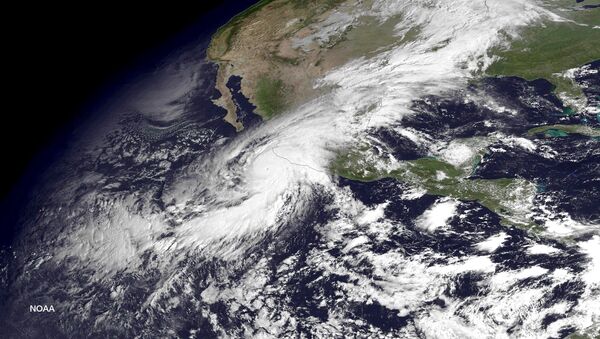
207 0 406 130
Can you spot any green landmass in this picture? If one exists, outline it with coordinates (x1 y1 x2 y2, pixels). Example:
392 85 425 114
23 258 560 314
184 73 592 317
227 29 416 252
332 151 537 228
527 124 600 138
255 76 287 118
207 0 415 121
567 331 599 339
487 3 600 103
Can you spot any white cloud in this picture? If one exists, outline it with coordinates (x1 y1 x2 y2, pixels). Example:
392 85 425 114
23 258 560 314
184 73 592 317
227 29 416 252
476 233 509 253
416 198 459 232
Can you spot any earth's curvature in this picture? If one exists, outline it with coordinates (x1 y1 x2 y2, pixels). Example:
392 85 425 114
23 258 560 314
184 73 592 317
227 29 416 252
1 0 600 338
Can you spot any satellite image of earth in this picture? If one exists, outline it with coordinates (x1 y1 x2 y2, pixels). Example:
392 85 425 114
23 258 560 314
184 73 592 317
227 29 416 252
1 0 599 338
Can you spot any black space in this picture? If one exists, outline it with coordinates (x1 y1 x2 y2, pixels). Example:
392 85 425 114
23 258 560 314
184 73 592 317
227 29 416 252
1 1 240 199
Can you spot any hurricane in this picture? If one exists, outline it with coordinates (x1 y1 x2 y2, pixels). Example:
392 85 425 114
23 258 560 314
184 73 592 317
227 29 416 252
1 0 599 338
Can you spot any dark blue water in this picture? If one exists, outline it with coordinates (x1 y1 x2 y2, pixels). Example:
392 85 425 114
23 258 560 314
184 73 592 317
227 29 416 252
328 64 600 329
0 0 260 246
392 62 600 224
226 75 264 128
